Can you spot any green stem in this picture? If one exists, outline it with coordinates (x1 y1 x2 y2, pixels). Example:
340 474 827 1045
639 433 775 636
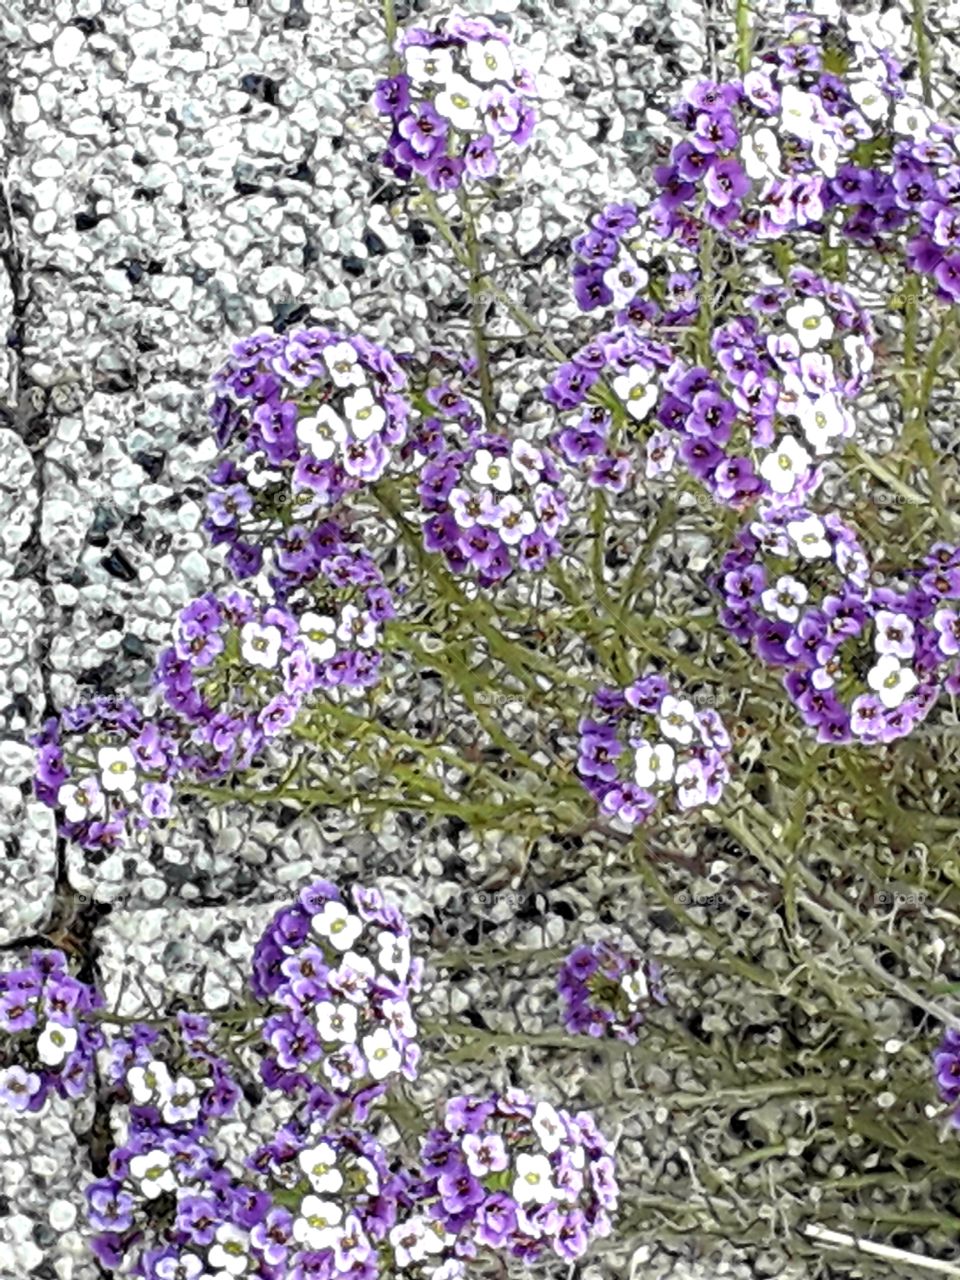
911 0 933 106
458 189 497 427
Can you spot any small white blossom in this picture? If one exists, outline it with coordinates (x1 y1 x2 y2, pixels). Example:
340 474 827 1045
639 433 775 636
785 297 834 349
336 604 378 649
239 622 283 670
761 575 809 623
467 38 514 84
510 439 543 484
633 741 676 788
849 79 889 122
741 126 781 180
867 655 918 709
780 85 819 142
362 1028 401 1080
435 74 483 129
127 1061 173 1105
893 99 935 139
377 931 411 979
612 363 658 420
469 449 513 493
621 970 649 1009
403 45 454 87
493 495 536 545
209 1224 250 1276
297 406 347 461
97 746 138 795
314 901 364 952
513 1152 558 1205
786 514 831 559
344 387 386 441
293 1198 343 1251
129 1150 176 1199
299 612 337 663
37 1022 78 1067
323 341 366 389
658 696 697 746
602 255 649 307
298 1143 343 1194
532 1101 564 1155
315 1000 358 1045
795 392 850 454
57 778 105 824
760 436 812 495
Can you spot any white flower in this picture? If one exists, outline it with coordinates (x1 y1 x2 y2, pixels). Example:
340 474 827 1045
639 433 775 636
127 1060 173 1105
239 622 283 670
513 1152 558 1205
377 931 411 979
602 255 649 307
298 1143 343 1194
240 455 283 490
362 1028 401 1080
843 332 874 376
741 126 781 180
435 73 483 129
532 1101 564 1155
621 970 649 1009
612 363 657 420
796 392 850 454
469 449 513 493
129 1150 176 1199
510 439 543 484
494 495 536 546
403 45 454 87
786 514 831 560
294 1198 343 1251
37 1022 78 1067
335 603 378 650
299 612 337 663
390 1217 428 1266
323 341 366 388
761 575 809 623
780 85 819 142
634 741 676 788
467 38 514 84
893 100 934 140
357 1155 380 1194
658 696 697 746
760 436 812 495
297 405 347 460
97 746 137 795
849 79 888 122
209 1224 250 1276
57 778 105 824
867 655 918 709
161 1076 201 1125
344 387 386 441
383 996 416 1039
785 297 834 349
810 129 840 179
339 950 376 981
314 900 364 952
314 1000 358 1045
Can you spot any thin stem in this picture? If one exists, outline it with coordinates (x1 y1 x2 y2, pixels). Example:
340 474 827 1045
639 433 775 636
458 188 497 427
911 0 933 107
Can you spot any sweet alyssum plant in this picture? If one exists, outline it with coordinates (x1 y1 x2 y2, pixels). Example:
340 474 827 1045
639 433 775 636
8 0 960 1274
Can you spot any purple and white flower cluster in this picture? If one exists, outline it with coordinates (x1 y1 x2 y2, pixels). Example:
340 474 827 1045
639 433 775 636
578 674 732 825
251 881 422 1112
557 940 666 1043
375 12 537 192
417 1089 618 1263
0 950 103 1113
654 268 874 507
714 508 957 743
207 327 409 581
33 698 182 853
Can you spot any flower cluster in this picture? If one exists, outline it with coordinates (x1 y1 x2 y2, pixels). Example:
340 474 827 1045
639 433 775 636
648 7 960 302
206 327 409 580
418 1090 618 1263
545 327 673 493
416 426 571 583
578 674 732 825
154 589 324 779
654 267 874 506
714 507 952 743
251 881 422 1111
0 950 103 1113
33 697 182 853
570 199 700 325
105 1012 242 1133
375 12 537 191
557 940 666 1044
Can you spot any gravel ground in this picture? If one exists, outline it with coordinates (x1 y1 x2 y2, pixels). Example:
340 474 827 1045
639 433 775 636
3 1 960 1278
